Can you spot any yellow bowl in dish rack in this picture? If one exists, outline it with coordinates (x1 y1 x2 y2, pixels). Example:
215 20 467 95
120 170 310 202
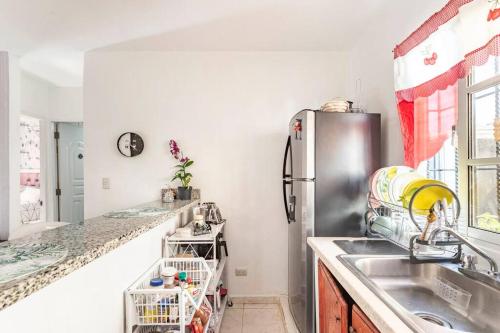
400 178 453 213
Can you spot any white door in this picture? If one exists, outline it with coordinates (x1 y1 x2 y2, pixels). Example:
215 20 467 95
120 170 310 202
58 123 84 223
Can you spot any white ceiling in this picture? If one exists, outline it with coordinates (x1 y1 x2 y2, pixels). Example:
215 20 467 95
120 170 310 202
0 0 442 86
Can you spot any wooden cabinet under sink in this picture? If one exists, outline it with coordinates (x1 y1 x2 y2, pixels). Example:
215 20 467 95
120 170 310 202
318 260 379 333
351 304 380 333
318 260 348 333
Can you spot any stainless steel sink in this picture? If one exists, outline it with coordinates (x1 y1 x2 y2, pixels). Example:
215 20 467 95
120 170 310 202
333 239 409 255
338 255 500 333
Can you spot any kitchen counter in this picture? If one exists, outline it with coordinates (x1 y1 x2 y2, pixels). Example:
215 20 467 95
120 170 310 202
308 237 413 333
0 199 198 311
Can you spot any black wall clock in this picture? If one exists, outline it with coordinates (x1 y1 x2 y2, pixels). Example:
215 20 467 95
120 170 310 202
117 132 144 157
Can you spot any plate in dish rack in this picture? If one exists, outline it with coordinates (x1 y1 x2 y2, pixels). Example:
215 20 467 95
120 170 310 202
369 169 383 200
103 207 169 219
0 242 68 284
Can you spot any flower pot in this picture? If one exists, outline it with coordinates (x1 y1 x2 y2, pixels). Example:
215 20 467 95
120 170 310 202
177 186 192 200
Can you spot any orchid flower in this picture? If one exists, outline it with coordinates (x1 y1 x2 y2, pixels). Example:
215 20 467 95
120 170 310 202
169 139 194 188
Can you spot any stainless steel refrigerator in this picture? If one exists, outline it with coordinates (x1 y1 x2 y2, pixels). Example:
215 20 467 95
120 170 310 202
282 110 381 333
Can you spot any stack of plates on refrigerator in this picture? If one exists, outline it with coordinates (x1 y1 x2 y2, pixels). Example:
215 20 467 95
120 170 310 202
320 98 351 112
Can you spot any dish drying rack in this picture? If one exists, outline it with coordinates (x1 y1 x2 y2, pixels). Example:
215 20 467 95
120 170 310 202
366 183 464 263
125 258 212 333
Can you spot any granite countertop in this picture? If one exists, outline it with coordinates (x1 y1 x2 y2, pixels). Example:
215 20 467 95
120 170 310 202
0 199 198 311
307 237 414 333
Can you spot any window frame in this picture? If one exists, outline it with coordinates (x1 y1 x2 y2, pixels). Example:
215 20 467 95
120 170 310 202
458 73 500 245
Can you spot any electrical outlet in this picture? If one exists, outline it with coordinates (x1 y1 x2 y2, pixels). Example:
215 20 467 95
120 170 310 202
102 178 111 190
235 268 247 277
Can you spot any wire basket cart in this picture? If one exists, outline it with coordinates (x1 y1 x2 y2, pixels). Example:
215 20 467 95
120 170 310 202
125 258 212 333
164 222 231 332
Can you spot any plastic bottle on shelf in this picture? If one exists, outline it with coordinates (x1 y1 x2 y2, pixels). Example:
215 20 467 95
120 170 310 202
178 271 188 288
144 278 164 324
169 305 179 323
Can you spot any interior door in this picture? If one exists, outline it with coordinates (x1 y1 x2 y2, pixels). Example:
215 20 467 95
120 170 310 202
58 123 84 223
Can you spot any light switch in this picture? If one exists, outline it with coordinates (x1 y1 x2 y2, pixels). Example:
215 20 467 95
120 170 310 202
102 178 111 189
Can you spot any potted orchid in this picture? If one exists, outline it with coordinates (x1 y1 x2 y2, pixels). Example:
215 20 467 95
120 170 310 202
169 139 194 200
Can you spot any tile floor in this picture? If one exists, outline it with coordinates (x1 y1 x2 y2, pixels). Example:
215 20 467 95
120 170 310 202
220 302 286 333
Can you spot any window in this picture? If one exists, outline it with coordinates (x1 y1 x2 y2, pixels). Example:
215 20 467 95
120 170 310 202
460 56 500 237
418 134 458 193
417 87 458 194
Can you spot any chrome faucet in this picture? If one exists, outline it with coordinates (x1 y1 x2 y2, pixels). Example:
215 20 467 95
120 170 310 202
428 226 498 272
428 226 500 290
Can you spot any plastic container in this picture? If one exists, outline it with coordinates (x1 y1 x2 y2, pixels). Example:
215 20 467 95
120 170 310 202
193 214 205 227
160 266 177 286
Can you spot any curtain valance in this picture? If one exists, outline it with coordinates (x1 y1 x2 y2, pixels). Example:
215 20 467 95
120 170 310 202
394 0 500 167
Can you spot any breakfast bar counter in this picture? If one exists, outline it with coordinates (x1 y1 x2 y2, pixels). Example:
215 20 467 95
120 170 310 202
0 199 198 312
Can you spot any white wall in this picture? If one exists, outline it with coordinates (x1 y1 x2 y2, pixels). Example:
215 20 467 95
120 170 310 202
8 55 21 237
49 87 83 121
0 52 11 240
346 1 448 166
84 51 348 296
20 72 83 121
20 72 51 119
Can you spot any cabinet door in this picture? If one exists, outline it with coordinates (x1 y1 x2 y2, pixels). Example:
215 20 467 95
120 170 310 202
351 305 380 333
318 260 348 333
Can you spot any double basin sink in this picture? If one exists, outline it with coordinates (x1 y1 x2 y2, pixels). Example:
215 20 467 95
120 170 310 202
334 239 500 333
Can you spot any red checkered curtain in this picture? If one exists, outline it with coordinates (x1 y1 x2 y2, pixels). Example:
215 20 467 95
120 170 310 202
394 0 500 167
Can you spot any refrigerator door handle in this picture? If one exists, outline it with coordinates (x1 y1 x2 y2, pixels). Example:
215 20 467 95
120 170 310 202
282 136 292 179
282 136 293 223
283 180 292 223
288 194 296 222
290 178 315 182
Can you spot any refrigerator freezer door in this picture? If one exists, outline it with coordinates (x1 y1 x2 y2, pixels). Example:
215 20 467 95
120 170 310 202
289 111 315 180
288 179 315 333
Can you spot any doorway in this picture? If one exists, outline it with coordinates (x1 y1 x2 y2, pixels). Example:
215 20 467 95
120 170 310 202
19 115 43 223
54 122 84 223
